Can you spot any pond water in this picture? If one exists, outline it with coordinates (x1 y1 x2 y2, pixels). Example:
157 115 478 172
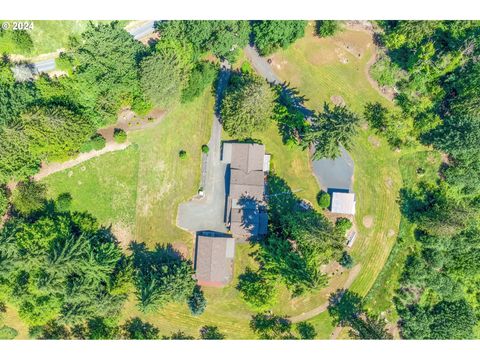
311 146 354 192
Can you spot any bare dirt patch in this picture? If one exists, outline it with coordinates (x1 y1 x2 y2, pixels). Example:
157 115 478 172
363 215 374 229
368 135 381 147
112 223 134 249
387 229 396 238
330 95 346 107
172 241 190 259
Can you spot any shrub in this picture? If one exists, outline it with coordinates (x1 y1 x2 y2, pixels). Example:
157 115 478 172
188 285 207 316
296 322 317 339
179 150 187 159
240 61 253 74
113 128 127 144
56 192 73 212
200 325 225 340
12 180 46 215
131 95 153 116
317 190 331 208
80 133 106 152
335 217 353 233
339 251 354 269
201 144 209 154
181 62 217 103
315 20 341 37
0 326 18 340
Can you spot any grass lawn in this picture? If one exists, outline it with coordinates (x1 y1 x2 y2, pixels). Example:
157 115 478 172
121 243 259 339
44 90 214 250
260 22 404 336
363 150 441 322
1 20 130 58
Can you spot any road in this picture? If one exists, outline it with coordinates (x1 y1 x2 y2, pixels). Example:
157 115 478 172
127 21 156 40
244 45 281 84
176 62 231 233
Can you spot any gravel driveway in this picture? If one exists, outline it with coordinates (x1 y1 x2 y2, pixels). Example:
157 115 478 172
176 63 231 233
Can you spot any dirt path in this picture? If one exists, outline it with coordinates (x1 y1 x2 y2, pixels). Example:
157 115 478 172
289 264 362 323
33 109 166 181
330 326 344 339
33 141 130 181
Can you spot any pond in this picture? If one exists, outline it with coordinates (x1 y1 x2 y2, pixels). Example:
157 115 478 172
311 146 354 192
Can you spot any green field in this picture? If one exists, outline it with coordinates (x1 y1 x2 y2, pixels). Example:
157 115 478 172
0 20 130 57
363 150 441 324
44 89 214 250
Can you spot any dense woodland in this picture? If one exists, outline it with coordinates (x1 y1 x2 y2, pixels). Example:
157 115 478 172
0 20 479 339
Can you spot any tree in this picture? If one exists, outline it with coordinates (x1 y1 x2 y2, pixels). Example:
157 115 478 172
188 285 207 316
335 217 352 233
250 313 295 340
73 21 144 126
201 144 209 154
80 133 106 152
339 251 354 269
56 193 73 212
304 103 360 160
252 21 307 56
11 179 46 215
0 127 41 184
21 105 95 161
296 322 317 339
165 331 195 340
237 268 278 310
131 243 197 313
200 325 225 340
316 190 330 208
181 61 217 103
179 150 187 159
121 317 159 340
113 128 127 144
156 21 250 62
315 21 341 37
221 73 276 137
429 299 476 339
140 42 193 108
0 186 9 217
0 209 130 327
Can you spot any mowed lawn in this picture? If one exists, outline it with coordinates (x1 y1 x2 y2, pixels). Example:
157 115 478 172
44 90 214 251
263 23 404 334
363 150 441 323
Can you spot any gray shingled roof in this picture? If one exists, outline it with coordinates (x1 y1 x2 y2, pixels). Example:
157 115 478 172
231 143 265 173
195 234 235 286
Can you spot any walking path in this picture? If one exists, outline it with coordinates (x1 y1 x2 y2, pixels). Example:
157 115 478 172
288 264 361 323
33 141 130 181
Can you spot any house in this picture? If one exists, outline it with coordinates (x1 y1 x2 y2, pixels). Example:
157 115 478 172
222 143 269 239
195 233 235 287
331 192 356 215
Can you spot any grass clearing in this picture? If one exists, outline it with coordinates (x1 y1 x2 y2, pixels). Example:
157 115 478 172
363 150 441 322
269 23 402 298
44 90 213 250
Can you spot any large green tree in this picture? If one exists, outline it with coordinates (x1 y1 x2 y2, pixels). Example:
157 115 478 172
131 243 197 313
221 73 276 137
140 41 193 108
252 21 307 56
156 21 250 62
0 208 130 327
73 21 144 125
303 103 360 159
